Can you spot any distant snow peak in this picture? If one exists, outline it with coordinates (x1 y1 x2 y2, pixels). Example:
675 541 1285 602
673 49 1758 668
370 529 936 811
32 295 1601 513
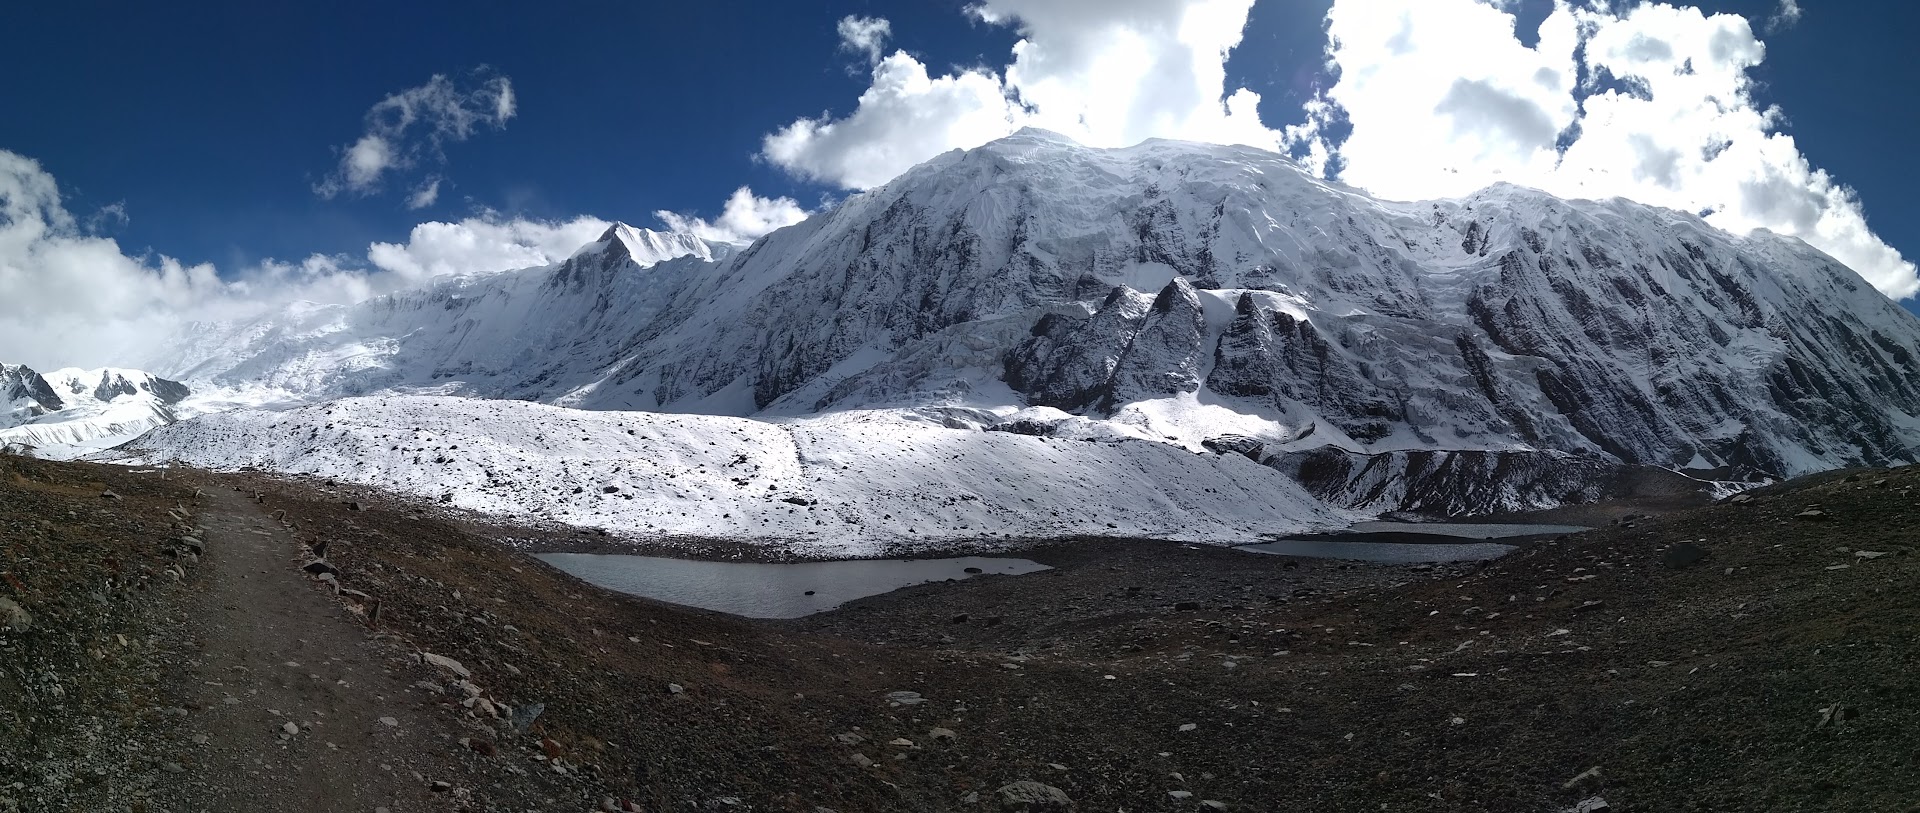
0 364 192 459
572 221 717 267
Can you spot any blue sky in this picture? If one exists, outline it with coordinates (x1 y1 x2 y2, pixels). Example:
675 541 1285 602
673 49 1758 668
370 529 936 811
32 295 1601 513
1 0 1916 368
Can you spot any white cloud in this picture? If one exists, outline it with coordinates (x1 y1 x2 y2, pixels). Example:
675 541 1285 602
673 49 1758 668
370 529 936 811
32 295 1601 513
0 149 624 369
1284 0 1918 300
837 16 892 66
1769 0 1803 32
406 177 442 210
763 55 1020 189
315 68 515 200
1 149 265 368
366 214 611 283
654 187 809 244
85 201 129 233
761 0 1280 190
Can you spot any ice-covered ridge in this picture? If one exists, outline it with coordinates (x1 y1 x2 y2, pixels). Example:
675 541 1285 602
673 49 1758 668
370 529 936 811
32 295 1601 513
111 396 1355 556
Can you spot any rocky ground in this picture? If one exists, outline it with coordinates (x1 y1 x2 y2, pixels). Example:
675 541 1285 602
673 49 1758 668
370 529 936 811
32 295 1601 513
3 451 1916 812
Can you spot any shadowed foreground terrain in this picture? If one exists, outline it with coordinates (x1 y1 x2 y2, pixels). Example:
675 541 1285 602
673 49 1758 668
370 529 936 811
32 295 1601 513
2 451 1915 812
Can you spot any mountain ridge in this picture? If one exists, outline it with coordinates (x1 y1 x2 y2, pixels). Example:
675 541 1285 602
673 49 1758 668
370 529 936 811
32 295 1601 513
117 131 1920 518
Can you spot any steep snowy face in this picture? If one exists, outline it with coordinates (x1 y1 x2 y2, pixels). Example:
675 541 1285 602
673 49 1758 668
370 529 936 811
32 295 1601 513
610 129 1920 486
2 363 64 423
128 131 1920 511
0 365 192 457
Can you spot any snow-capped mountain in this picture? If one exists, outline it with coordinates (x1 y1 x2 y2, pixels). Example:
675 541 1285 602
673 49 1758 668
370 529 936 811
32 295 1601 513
125 129 1920 516
0 364 192 457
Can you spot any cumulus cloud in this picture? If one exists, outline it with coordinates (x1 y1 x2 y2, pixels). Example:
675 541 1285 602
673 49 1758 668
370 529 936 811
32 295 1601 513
2 149 790 369
315 69 515 202
365 213 612 283
1284 0 1917 299
762 0 1280 190
655 187 809 244
837 16 893 66
2 149 273 368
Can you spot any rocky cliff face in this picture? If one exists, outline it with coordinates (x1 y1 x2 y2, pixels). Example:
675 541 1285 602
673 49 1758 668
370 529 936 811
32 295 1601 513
129 130 1920 514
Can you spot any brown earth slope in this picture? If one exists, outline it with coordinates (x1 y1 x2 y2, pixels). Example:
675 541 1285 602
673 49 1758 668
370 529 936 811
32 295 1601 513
3 452 1916 812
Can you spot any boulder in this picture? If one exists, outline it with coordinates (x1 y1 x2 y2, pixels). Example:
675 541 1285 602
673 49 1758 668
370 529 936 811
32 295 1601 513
421 652 471 678
996 781 1072 811
0 597 31 632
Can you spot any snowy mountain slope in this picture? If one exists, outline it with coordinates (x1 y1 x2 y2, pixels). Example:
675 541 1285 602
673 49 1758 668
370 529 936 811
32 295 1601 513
131 223 734 405
111 395 1354 557
124 130 1920 514
0 365 193 458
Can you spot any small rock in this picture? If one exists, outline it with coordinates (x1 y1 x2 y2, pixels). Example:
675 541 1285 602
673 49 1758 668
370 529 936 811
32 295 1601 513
0 597 31 632
886 690 926 706
668 682 685 695
1201 803 1228 811
509 702 544 734
1571 797 1611 813
421 652 470 678
1730 493 1753 504
1563 766 1602 789
1856 550 1890 560
928 727 957 742
888 738 915 748
850 753 873 768
281 722 299 736
1179 723 1198 732
950 613 970 624
430 780 452 793
995 781 1072 811
833 732 865 745
465 738 497 757
100 489 122 500
1169 790 1194 799
378 716 399 727
1795 509 1828 521
160 761 184 773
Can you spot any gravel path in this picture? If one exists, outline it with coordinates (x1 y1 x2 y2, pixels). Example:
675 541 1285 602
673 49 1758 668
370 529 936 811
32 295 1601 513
149 486 459 813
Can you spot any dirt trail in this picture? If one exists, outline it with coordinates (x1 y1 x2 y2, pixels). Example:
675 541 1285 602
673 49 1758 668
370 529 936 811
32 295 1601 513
151 487 467 813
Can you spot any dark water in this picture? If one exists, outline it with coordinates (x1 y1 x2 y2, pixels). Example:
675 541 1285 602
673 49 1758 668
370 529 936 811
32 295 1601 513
535 553 1050 618
1239 521 1590 563
1345 521 1592 539
1238 538 1521 563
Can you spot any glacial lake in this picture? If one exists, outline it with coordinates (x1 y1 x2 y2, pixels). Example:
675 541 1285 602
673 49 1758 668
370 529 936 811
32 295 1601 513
1239 521 1591 563
535 553 1051 619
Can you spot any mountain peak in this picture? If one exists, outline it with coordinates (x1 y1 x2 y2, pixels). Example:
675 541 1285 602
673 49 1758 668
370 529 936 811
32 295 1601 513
570 222 713 269
1003 126 1080 144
